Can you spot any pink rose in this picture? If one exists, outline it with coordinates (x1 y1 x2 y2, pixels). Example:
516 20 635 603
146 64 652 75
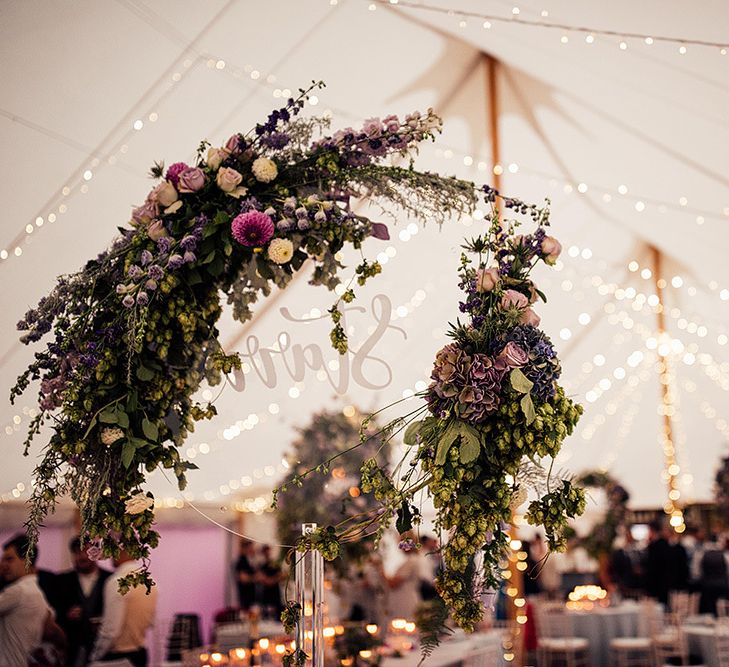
147 219 169 241
86 544 103 561
541 236 562 265
150 181 178 208
476 267 500 293
521 307 541 327
177 167 206 193
225 134 242 154
500 341 528 368
216 166 243 193
131 201 159 227
501 289 529 310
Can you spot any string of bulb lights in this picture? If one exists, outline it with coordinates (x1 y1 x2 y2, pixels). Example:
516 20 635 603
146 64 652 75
366 0 729 53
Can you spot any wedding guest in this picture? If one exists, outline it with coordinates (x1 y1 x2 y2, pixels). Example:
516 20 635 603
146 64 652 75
258 545 284 618
697 536 729 615
0 534 56 667
56 536 112 666
235 539 257 610
645 520 673 604
90 548 157 667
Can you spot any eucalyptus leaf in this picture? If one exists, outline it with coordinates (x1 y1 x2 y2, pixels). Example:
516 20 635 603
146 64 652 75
510 368 534 394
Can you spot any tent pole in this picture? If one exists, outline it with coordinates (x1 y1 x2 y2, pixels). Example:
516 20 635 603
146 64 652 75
648 245 685 532
484 52 525 664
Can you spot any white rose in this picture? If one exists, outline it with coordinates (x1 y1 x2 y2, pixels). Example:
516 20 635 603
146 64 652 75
206 147 228 171
100 427 125 446
267 238 294 264
125 492 155 515
252 157 278 183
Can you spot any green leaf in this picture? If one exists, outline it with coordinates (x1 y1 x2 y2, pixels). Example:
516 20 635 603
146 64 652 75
99 409 117 424
403 420 423 446
207 256 225 277
126 391 138 414
396 501 413 534
115 409 129 429
187 269 203 285
201 250 216 265
82 416 98 440
458 423 481 464
510 368 534 394
141 418 159 442
135 365 154 382
121 442 136 468
224 241 233 257
521 394 536 425
435 420 460 465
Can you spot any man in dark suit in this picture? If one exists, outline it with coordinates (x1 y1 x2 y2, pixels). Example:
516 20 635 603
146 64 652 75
56 537 111 667
645 519 673 604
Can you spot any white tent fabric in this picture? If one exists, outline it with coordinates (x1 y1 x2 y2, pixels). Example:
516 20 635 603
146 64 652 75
1 0 728 515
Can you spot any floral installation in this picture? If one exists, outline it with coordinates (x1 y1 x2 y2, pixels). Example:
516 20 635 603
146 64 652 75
12 82 480 589
577 470 630 559
284 192 585 638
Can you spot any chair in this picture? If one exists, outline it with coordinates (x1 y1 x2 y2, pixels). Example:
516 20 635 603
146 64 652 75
669 591 700 620
533 602 590 667
716 628 729 667
610 599 665 667
166 613 203 660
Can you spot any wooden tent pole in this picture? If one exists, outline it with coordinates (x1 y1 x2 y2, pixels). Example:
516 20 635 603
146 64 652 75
484 52 524 664
648 245 684 531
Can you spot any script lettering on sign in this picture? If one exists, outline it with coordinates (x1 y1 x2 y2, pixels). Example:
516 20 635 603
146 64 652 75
225 294 406 394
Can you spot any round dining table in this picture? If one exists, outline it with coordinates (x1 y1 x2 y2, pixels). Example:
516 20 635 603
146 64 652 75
563 602 651 667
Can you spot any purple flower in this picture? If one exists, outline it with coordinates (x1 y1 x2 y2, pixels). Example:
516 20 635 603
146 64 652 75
276 218 294 232
148 265 163 281
122 295 135 308
140 250 153 266
165 162 188 186
183 250 196 264
297 218 311 231
177 167 206 193
398 538 417 552
167 254 184 270
136 292 149 306
145 279 158 291
156 237 172 254
127 265 143 280
231 211 275 247
180 235 197 251
499 341 528 368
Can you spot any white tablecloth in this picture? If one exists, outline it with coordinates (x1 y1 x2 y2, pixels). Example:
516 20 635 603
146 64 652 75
543 603 649 667
684 624 721 665
382 629 506 667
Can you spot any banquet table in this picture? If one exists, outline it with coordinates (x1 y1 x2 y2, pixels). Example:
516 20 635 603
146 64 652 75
381 629 507 667
542 602 652 667
683 624 725 665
